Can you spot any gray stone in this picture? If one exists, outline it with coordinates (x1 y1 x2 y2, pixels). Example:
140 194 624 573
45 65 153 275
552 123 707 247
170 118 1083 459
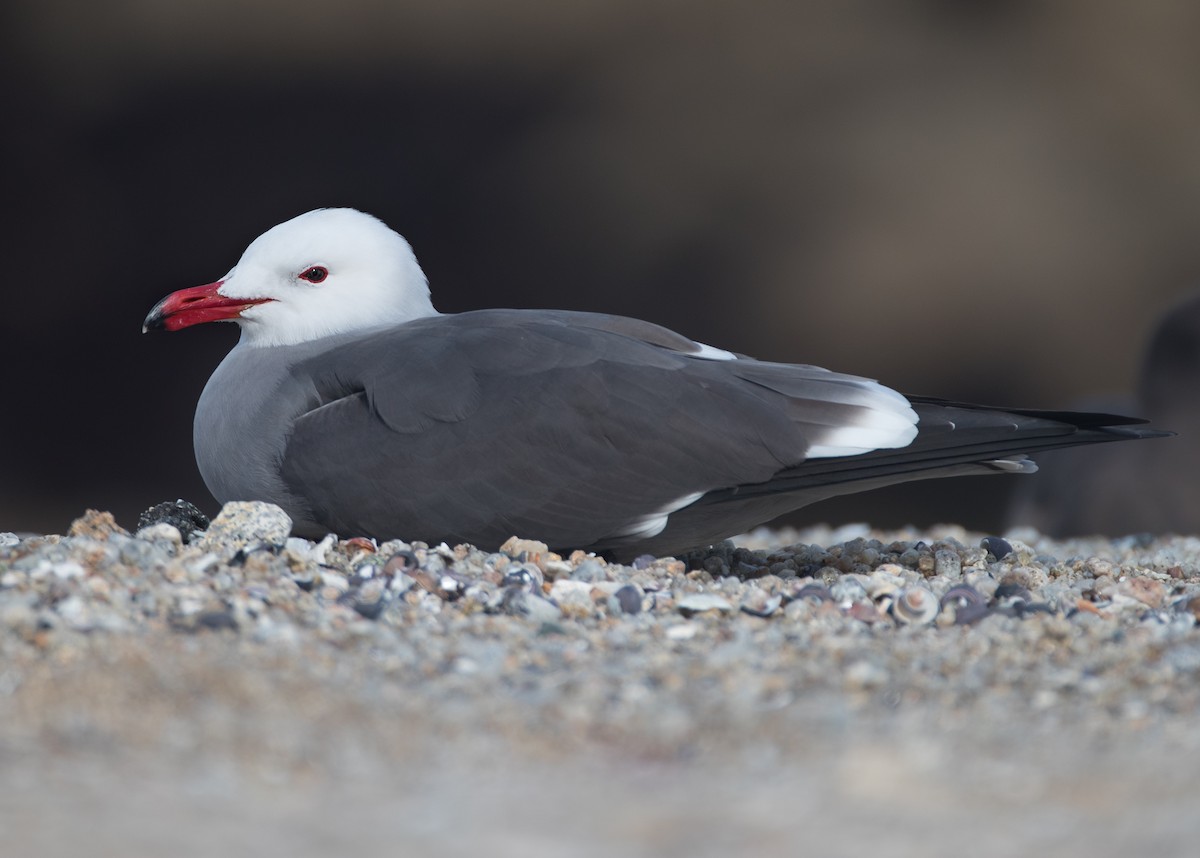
196 501 292 552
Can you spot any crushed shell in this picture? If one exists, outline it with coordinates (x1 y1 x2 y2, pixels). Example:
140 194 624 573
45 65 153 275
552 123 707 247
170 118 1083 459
891 586 939 625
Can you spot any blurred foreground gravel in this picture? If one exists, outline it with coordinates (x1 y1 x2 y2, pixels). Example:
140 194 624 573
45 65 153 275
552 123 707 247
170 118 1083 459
3 503 1199 857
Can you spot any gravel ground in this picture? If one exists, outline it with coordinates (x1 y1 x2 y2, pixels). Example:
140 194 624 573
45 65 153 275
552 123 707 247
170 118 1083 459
3 504 1200 857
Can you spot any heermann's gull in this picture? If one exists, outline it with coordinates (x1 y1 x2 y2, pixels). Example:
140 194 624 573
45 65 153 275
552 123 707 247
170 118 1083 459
1010 291 1199 536
143 208 1167 559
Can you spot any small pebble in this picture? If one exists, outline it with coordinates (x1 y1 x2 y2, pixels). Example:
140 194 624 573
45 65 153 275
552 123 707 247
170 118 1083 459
196 502 292 552
981 536 1013 560
614 585 643 615
676 594 733 616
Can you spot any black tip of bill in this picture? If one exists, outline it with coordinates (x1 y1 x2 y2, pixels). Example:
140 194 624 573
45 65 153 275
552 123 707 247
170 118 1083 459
142 298 169 333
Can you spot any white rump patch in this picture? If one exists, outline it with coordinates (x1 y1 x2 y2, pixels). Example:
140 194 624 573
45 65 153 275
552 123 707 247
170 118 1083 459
613 491 706 539
690 341 736 361
805 380 919 458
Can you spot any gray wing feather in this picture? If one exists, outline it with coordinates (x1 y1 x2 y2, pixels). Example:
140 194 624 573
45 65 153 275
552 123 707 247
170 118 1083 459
278 309 893 549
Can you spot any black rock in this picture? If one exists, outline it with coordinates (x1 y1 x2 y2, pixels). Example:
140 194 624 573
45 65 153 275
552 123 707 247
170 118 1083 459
170 609 239 633
138 499 210 542
681 540 736 571
733 560 770 579
346 593 388 620
994 582 1032 604
614 584 643 614
980 536 1013 560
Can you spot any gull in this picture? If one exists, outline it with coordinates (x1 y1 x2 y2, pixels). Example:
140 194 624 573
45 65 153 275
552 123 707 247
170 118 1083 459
144 209 1165 559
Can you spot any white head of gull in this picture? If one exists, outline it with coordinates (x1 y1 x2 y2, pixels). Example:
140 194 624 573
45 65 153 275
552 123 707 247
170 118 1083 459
145 208 437 347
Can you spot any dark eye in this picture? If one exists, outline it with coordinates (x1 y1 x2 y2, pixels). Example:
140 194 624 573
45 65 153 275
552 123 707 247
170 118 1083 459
299 266 328 284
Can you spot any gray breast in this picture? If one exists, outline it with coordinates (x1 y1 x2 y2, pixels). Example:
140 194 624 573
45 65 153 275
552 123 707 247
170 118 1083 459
192 337 343 531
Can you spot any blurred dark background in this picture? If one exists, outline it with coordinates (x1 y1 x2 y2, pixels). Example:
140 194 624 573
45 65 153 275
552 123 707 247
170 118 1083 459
4 0 1200 536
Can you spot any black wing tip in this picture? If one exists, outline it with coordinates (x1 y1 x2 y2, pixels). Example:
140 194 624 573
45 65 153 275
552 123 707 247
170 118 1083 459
905 395 1164 431
1028 410 1152 429
1101 425 1174 440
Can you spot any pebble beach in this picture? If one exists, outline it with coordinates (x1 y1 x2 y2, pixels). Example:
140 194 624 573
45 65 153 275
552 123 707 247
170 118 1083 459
3 503 1199 857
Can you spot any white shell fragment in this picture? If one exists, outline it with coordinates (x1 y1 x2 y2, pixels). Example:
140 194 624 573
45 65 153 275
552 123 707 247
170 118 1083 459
892 586 940 626
676 593 734 616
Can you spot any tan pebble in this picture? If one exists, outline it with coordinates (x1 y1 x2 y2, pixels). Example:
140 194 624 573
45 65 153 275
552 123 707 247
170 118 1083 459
84 577 111 600
1075 599 1111 618
485 554 511 576
539 559 573 580
558 602 593 620
410 570 440 594
548 579 591 602
587 581 623 595
68 510 128 541
846 601 882 623
499 536 550 561
280 549 311 572
481 567 504 585
1000 567 1033 588
1119 577 1165 608
1085 557 1114 577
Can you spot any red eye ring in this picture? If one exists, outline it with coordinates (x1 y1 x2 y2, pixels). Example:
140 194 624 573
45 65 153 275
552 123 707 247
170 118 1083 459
299 266 328 284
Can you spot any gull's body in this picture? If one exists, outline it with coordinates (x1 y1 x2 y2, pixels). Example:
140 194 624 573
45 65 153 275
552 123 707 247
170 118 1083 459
145 209 1164 558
